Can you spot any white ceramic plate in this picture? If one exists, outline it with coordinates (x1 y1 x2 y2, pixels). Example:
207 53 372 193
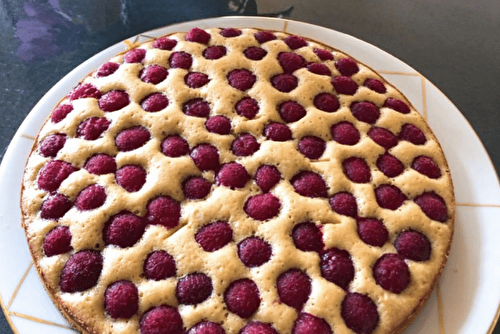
1 16 499 334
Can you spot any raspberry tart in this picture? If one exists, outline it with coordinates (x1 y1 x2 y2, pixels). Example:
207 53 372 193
21 27 454 334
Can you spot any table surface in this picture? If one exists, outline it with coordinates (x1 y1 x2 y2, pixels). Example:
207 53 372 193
0 0 498 333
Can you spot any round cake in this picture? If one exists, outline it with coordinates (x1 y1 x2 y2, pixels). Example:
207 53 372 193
21 27 455 334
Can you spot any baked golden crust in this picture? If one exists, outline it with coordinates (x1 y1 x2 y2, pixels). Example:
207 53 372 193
21 27 454 334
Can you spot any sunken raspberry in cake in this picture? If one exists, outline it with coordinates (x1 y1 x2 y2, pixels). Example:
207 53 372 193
21 27 454 334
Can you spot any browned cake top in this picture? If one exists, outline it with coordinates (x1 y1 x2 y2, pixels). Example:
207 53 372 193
21 27 454 334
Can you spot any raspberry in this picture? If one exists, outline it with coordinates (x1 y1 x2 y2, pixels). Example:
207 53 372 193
364 78 386 94
292 222 323 253
104 281 139 319
183 176 212 199
115 126 150 152
231 134 260 156
140 305 183 334
96 62 119 78
373 253 410 293
39 133 66 157
228 69 256 91
195 221 233 252
235 97 259 119
320 248 354 289
115 165 147 192
412 156 441 179
186 27 211 44
278 52 306 73
161 135 190 157
298 136 326 159
375 185 407 210
292 313 332 334
43 226 72 256
183 98 210 118
240 321 278 334
384 97 411 114
144 250 176 280
398 123 426 145
237 237 272 267
332 76 358 95
103 211 146 248
341 293 379 334
414 192 448 222
314 93 340 113
169 51 193 69
313 48 334 61
368 126 398 149
84 154 116 175
176 273 213 305
357 218 388 247
99 90 130 112
76 117 111 140
59 250 103 293
254 165 281 192
203 45 227 60
37 194 67 225
376 153 404 177
307 62 332 76
146 196 181 228
277 269 311 310
216 163 250 189
254 31 276 43
190 144 219 171
123 48 146 63
224 279 260 318
395 230 431 261
37 160 76 192
271 73 298 92
244 47 267 61
264 122 292 141
51 104 73 123
185 72 210 88
343 157 371 183
220 27 242 37
141 93 169 112
284 35 307 49
68 83 102 101
279 101 307 123
188 321 225 334
205 115 231 135
153 37 177 50
75 184 106 211
291 171 328 198
335 57 359 76
244 193 281 221
329 192 357 217
331 122 360 145
141 65 168 84
350 101 380 124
